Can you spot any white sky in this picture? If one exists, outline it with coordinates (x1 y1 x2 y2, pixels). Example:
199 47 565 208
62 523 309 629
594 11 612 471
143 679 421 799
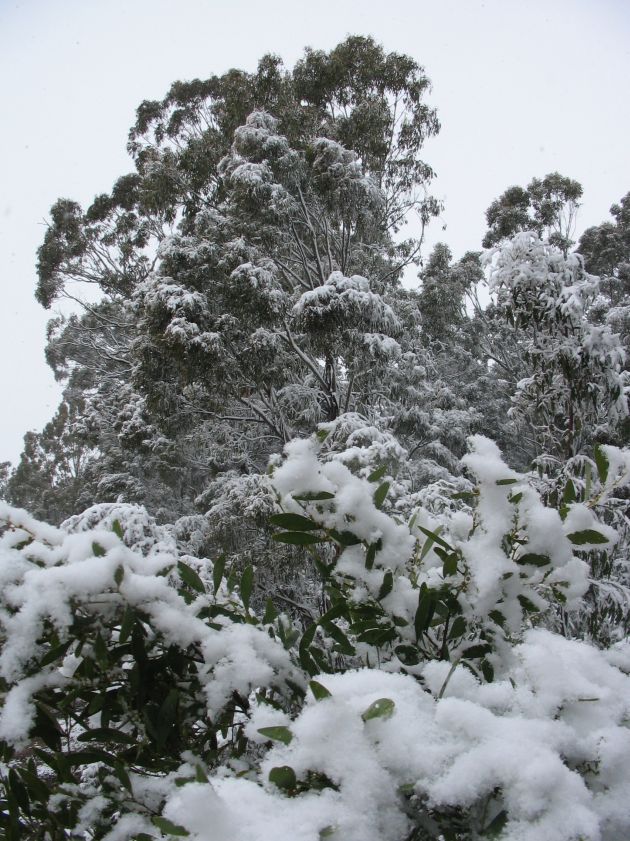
1 0 629 465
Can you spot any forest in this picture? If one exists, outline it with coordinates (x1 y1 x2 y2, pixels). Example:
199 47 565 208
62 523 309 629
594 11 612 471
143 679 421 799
1 36 630 841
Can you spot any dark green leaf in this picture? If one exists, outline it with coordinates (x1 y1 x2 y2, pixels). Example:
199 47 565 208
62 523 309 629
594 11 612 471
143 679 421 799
92 541 106 557
367 464 388 483
40 639 72 667
481 659 495 682
442 553 458 577
269 513 320 531
119 606 135 644
594 444 609 485
257 726 293 745
418 526 452 551
263 598 278 624
562 478 576 505
567 529 609 545
516 553 550 567
414 584 435 637
495 478 517 485
177 561 205 593
240 565 254 611
377 570 393 600
462 643 492 659
373 481 390 509
112 519 124 540
320 620 355 655
518 595 540 613
77 728 135 745
293 491 334 501
394 645 421 666
448 616 467 640
273 532 323 545
481 810 507 837
365 540 381 570
212 554 226 594
114 565 125 586
329 529 361 546
268 765 297 791
151 816 190 836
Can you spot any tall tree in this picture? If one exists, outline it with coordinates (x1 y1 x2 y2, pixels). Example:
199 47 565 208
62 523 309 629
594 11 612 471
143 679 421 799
483 172 582 253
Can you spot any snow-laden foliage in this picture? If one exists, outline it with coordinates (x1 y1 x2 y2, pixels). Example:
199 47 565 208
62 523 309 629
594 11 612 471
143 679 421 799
484 232 628 459
2 432 630 841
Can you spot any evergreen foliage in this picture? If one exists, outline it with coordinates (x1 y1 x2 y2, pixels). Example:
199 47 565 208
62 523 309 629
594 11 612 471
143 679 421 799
2 38 630 841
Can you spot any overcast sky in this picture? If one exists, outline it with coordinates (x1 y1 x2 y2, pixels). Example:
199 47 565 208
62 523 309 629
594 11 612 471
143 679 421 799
1 0 629 465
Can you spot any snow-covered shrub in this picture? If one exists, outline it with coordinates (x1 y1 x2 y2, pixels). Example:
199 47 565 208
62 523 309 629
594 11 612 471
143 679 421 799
1 432 630 841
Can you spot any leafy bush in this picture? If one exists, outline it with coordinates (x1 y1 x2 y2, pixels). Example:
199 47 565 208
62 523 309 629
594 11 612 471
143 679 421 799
1 432 630 841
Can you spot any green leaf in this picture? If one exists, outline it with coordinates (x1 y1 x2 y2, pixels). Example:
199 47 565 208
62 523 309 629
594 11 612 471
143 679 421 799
177 561 205 593
263 598 278 624
269 512 320 531
329 529 362 546
268 765 297 791
594 444 609 484
361 698 395 722
212 554 226 594
377 570 393 600
114 761 133 793
257 726 293 745
418 525 452 552
119 606 135 644
448 616 467 640
112 519 124 540
299 622 318 673
495 478 518 485
367 464 388 482
562 478 576 505
509 491 523 504
309 680 332 700
151 816 190 837
40 639 73 667
515 552 550 567
517 595 540 613
481 810 507 837
114 565 125 586
442 553 458 577
373 481 390 509
319 827 336 839
77 727 135 745
315 428 330 442
481 659 495 683
414 584 435 637
394 644 420 666
92 541 106 557
462 643 492 659
293 491 335 501
567 529 609 545
273 532 322 545
452 491 476 501
365 539 381 570
240 565 254 611
320 620 355 655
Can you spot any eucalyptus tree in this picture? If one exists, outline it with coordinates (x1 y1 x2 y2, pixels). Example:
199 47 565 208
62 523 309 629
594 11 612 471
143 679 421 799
483 172 583 254
14 37 442 525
